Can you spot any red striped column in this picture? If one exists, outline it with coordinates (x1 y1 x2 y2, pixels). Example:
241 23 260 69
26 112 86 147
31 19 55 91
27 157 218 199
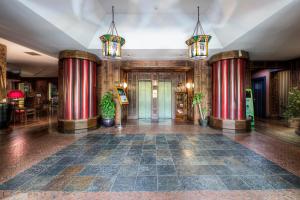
221 60 229 119
229 59 236 120
212 62 216 117
216 61 221 118
58 50 98 133
210 50 250 131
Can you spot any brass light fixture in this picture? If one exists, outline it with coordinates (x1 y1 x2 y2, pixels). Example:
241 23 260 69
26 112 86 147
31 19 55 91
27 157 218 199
186 6 211 59
100 6 125 58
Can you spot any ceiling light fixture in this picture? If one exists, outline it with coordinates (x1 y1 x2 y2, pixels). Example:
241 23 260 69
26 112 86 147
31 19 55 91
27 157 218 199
100 6 125 59
24 52 41 56
186 6 211 59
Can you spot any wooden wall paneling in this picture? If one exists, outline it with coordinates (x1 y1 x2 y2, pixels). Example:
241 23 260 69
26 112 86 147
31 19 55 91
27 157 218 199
128 72 138 119
245 63 252 89
58 62 64 119
121 60 192 71
186 69 194 121
290 59 300 88
126 71 187 120
278 70 290 117
98 60 123 124
0 44 7 101
193 60 211 125
270 72 279 118
96 62 101 115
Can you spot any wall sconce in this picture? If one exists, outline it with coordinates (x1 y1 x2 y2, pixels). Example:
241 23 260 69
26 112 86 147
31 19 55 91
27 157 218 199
120 81 127 89
122 82 127 89
186 82 194 89
153 80 158 86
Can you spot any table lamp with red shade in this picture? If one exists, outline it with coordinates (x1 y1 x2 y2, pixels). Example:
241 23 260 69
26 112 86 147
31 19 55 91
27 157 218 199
7 90 25 123
7 90 25 107
7 90 25 99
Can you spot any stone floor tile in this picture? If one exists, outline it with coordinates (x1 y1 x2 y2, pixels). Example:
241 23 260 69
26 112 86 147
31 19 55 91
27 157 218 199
63 176 94 191
140 155 156 165
265 176 295 189
111 176 136 192
0 173 35 190
279 174 300 188
156 149 171 157
118 165 139 177
157 165 176 176
42 175 73 191
211 165 233 175
156 157 174 165
138 165 157 176
241 175 274 190
135 176 157 191
39 165 67 176
59 165 84 176
219 176 251 190
180 175 227 190
158 176 183 191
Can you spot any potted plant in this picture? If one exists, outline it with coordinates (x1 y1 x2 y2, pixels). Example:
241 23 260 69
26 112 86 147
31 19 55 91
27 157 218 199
192 92 208 127
283 87 300 134
100 92 116 127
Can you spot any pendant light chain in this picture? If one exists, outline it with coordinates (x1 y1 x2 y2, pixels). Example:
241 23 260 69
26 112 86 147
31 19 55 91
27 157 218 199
186 5 211 59
192 6 205 37
107 6 119 36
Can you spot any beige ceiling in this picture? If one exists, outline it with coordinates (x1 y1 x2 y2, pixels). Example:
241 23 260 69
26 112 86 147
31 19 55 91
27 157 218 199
0 38 58 77
0 0 300 77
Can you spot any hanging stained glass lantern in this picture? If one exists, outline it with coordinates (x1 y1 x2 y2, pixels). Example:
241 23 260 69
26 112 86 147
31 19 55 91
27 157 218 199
186 6 211 59
100 6 125 58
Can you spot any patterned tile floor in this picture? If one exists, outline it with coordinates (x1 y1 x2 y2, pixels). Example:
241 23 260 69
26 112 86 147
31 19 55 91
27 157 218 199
1 133 299 192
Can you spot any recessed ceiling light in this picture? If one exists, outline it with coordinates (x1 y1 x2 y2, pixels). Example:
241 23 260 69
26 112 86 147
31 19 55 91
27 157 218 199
24 52 41 56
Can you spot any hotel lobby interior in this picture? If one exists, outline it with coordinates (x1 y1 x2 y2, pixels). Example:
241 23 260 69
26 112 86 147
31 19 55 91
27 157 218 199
0 0 300 199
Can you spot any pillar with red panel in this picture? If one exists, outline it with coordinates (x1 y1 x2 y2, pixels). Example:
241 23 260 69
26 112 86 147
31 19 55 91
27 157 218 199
58 50 98 133
210 50 251 132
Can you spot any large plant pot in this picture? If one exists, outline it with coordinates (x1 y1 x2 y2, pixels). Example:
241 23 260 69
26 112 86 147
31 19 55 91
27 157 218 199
199 119 208 127
287 118 300 128
296 128 300 136
0 103 11 129
102 118 115 127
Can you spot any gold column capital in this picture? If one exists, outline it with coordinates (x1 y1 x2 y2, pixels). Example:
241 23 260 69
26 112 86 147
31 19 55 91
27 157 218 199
209 50 249 64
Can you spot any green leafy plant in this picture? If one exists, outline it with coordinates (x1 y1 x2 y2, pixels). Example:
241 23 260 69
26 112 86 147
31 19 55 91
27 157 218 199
100 92 116 119
192 92 208 120
283 87 300 119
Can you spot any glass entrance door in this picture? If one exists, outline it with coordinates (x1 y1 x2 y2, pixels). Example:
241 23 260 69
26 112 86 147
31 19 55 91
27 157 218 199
158 81 172 119
138 81 152 119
